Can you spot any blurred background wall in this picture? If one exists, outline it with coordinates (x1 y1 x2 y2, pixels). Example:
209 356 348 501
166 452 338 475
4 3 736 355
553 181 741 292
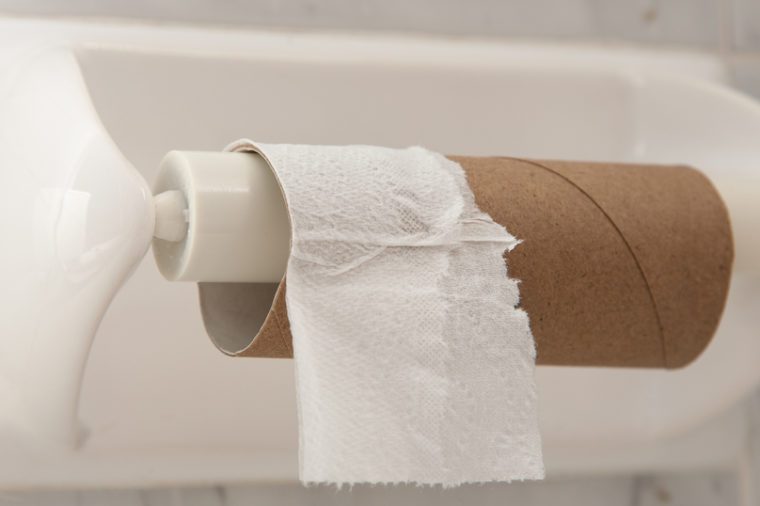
2 0 760 99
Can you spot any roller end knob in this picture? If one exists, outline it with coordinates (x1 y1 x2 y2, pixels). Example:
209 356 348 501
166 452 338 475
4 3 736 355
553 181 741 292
151 150 290 283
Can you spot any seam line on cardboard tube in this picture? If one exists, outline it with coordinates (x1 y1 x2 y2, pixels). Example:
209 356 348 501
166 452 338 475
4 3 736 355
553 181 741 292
507 157 668 367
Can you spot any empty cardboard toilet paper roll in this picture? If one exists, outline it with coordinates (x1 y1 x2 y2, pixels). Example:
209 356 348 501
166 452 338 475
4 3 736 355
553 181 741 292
199 156 733 369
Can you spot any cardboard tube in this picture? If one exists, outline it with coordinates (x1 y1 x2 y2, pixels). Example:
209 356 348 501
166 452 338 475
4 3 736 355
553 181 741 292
199 157 733 368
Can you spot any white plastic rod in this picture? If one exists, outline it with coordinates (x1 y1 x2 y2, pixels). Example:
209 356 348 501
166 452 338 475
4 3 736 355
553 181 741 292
153 190 188 242
151 151 759 283
152 151 291 283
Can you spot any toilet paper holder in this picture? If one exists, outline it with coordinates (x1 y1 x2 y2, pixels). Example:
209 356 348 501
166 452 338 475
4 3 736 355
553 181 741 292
151 149 750 370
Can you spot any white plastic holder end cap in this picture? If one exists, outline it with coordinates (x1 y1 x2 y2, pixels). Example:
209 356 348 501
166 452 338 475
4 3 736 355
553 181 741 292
151 150 291 283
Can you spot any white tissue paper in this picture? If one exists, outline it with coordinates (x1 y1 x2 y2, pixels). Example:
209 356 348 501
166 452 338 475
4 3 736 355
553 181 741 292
228 140 544 486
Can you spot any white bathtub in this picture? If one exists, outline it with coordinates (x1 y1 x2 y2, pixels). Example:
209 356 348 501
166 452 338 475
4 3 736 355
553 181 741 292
1 15 760 489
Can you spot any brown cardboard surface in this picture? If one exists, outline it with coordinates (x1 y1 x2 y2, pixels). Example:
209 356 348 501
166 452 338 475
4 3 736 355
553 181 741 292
198 157 733 369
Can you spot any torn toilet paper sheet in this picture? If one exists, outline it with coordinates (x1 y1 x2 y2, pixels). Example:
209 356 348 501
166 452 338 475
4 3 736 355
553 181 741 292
227 140 544 486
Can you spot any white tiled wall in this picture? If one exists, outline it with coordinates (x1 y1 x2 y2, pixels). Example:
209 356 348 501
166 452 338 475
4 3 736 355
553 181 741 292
0 1 757 504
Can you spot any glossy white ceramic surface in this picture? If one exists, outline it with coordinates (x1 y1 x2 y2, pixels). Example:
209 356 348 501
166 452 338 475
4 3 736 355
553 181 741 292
0 46 154 452
0 16 759 488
